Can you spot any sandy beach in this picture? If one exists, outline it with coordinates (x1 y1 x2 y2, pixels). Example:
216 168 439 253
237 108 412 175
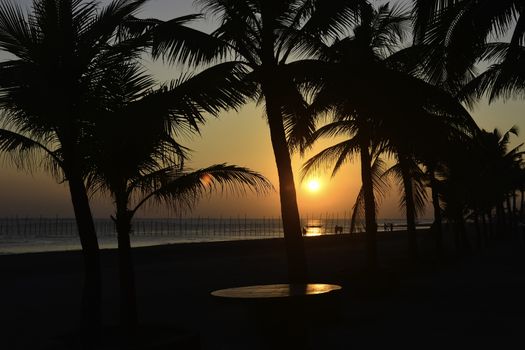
1 230 524 349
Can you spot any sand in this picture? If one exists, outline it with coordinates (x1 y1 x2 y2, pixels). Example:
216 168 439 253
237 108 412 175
0 230 524 349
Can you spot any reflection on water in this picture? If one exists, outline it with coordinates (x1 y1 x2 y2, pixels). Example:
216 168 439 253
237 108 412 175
303 219 323 236
301 218 433 236
304 227 322 236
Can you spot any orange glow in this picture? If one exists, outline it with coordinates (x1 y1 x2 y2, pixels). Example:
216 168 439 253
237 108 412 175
200 173 213 186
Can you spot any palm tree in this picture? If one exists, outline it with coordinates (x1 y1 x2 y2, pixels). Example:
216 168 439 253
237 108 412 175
145 0 367 282
302 2 478 263
301 3 412 264
473 128 523 237
459 42 525 107
419 131 467 255
0 0 236 342
0 0 155 341
84 62 272 336
381 152 429 257
439 127 523 251
412 0 525 98
301 112 385 270
302 123 388 270
94 162 272 338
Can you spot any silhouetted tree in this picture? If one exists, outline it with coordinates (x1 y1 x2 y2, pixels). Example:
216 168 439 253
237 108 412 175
85 62 272 338
302 2 476 264
0 0 154 343
301 3 410 269
383 155 428 259
418 129 470 256
302 115 387 269
411 0 525 111
439 127 523 250
147 0 367 282
0 0 239 344
412 0 522 90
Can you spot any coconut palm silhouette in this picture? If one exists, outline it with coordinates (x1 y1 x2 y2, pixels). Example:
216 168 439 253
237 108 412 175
302 2 476 265
85 62 272 339
0 0 155 343
141 0 369 282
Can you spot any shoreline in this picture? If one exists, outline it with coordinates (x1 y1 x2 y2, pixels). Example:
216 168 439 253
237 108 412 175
0 227 433 256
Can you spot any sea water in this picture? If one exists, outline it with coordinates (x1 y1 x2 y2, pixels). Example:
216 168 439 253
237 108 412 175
0 217 431 254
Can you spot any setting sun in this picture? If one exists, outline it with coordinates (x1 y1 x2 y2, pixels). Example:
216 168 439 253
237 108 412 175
306 179 321 192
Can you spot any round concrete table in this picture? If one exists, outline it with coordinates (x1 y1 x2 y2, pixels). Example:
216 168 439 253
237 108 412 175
211 283 343 348
211 283 342 299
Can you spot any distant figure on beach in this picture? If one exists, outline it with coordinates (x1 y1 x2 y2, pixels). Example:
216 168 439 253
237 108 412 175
302 227 307 235
335 225 343 234
390 223 394 232
383 223 388 231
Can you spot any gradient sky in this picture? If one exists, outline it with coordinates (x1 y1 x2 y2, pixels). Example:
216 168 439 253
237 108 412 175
0 0 523 219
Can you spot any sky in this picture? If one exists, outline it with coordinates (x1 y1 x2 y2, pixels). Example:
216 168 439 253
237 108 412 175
0 0 523 220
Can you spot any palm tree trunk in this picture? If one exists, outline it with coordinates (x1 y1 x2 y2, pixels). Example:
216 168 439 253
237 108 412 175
520 189 525 219
512 191 517 217
453 217 461 252
399 156 418 260
496 202 506 238
66 173 101 346
506 195 514 235
262 81 308 283
428 165 443 256
458 213 470 252
487 210 494 239
114 198 138 338
359 139 377 270
481 211 488 246
511 192 517 236
453 214 465 253
473 210 481 249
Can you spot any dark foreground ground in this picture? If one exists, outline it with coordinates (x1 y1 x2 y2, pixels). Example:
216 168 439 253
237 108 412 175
1 229 524 349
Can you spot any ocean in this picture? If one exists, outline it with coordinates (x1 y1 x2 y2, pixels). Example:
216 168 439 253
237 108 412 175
0 216 432 254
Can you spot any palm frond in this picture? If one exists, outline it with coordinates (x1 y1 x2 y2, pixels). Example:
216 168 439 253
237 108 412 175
414 1 482 88
459 45 525 105
131 164 274 214
150 15 230 66
272 69 314 154
382 158 428 218
349 154 389 233
198 0 262 66
0 0 33 60
509 10 525 49
118 14 196 38
349 187 365 233
148 61 252 122
311 120 359 142
90 0 148 38
277 0 364 62
0 127 62 174
301 137 360 180
411 0 458 44
369 2 411 59
411 167 430 217
299 0 362 39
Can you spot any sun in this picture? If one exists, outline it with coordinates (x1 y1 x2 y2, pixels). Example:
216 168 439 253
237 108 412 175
306 179 321 192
